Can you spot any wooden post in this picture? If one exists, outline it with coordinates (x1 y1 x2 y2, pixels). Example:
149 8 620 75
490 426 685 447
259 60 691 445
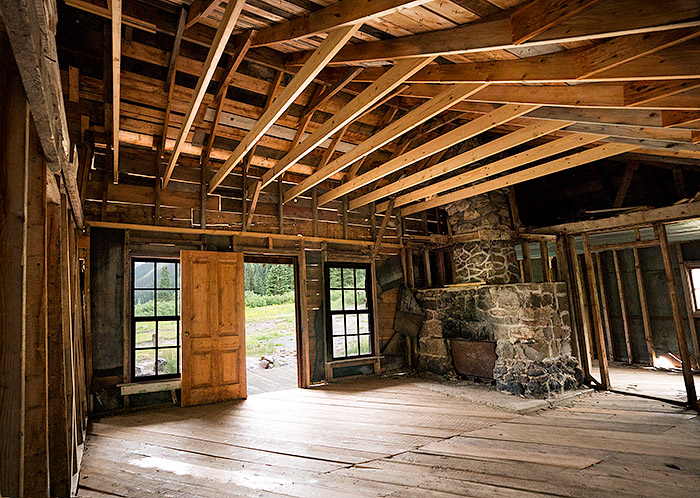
655 224 698 410
312 187 319 237
612 250 634 363
567 235 594 381
582 234 611 389
424 250 432 287
298 241 311 387
633 247 656 363
278 177 284 235
241 154 248 231
0 48 28 494
594 253 615 361
522 242 534 282
675 245 700 368
555 235 580 361
23 115 50 496
342 196 349 240
540 241 551 282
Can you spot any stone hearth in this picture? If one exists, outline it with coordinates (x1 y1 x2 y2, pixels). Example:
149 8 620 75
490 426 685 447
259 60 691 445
416 284 583 396
415 191 582 397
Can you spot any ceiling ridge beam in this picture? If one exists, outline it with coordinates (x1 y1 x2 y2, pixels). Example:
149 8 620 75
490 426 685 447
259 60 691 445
401 142 639 216
162 0 246 188
351 119 571 211
248 55 435 199
322 104 538 209
285 82 487 204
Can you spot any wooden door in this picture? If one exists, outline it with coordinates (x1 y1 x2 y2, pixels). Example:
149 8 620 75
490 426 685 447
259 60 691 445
180 251 246 406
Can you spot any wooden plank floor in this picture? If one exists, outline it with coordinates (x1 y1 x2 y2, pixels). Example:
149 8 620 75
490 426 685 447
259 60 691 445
246 363 299 395
77 378 700 497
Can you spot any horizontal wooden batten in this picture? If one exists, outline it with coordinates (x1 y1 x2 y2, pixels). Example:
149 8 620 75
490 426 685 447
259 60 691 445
401 143 639 216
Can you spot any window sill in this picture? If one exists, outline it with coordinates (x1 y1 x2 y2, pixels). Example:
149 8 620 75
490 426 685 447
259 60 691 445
326 355 382 367
118 379 181 396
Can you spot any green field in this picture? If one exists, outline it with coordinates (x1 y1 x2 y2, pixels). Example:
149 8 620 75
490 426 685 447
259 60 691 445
245 302 297 357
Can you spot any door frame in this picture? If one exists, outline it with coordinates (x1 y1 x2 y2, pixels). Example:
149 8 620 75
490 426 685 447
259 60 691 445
243 253 308 389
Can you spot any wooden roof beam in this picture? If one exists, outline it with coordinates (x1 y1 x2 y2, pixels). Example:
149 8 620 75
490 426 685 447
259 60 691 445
289 0 700 65
252 0 432 47
353 29 700 84
386 133 607 211
185 0 219 30
247 55 435 199
162 0 246 188
326 104 538 209
401 142 639 216
352 119 571 211
511 0 603 45
208 23 361 194
285 83 487 204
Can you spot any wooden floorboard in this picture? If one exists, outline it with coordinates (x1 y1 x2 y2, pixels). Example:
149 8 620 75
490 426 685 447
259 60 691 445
78 378 700 497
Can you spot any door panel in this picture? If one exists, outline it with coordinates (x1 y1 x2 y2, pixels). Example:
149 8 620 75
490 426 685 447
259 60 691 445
181 251 246 406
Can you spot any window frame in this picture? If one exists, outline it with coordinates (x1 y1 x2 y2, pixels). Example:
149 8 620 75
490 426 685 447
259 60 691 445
131 258 182 381
324 262 376 361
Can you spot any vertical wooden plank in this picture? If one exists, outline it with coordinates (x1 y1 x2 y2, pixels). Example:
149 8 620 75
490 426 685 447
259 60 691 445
567 235 593 380
299 242 311 388
540 241 551 282
0 43 27 493
675 244 700 368
406 248 415 289
370 260 381 374
278 177 284 235
555 235 580 362
633 246 656 363
655 224 698 410
612 250 634 363
435 251 446 287
594 253 615 361
123 230 131 384
23 118 50 496
423 250 432 287
342 197 349 240
582 234 610 389
311 187 319 238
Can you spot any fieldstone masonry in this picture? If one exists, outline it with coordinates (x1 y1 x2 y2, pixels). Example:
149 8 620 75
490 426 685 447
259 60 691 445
416 284 583 396
415 191 582 397
445 190 520 284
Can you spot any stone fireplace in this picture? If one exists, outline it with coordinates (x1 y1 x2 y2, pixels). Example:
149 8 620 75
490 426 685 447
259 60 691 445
416 190 583 396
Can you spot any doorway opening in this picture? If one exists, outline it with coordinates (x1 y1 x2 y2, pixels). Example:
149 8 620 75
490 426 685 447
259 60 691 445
244 256 299 394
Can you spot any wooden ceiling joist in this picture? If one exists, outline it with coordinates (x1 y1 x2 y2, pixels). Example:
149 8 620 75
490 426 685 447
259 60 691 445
284 83 487 204
354 29 700 84
402 142 639 216
326 104 539 209
386 133 608 211
247 55 435 200
353 119 572 211
207 23 361 194
162 0 246 188
289 0 700 65
511 0 604 45
251 0 432 47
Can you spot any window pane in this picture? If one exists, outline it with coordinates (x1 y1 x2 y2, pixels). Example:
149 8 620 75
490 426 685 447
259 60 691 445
333 337 346 358
135 349 156 377
356 290 367 310
134 262 155 288
344 290 356 310
355 268 366 288
157 262 177 289
346 314 358 335
176 291 180 315
158 321 178 347
359 314 370 335
692 268 700 290
346 335 359 357
359 334 371 355
158 348 179 375
135 321 156 348
134 290 155 317
157 290 176 317
330 289 343 310
329 268 342 288
332 315 345 336
342 268 355 288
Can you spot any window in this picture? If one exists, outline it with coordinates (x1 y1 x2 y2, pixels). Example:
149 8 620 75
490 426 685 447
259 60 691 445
132 259 181 380
689 265 700 313
325 263 374 360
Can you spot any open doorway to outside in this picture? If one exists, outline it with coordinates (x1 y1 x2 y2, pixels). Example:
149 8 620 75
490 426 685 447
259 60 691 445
244 256 299 394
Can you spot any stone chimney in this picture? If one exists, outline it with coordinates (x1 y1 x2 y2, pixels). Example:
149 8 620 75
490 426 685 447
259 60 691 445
445 190 519 284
